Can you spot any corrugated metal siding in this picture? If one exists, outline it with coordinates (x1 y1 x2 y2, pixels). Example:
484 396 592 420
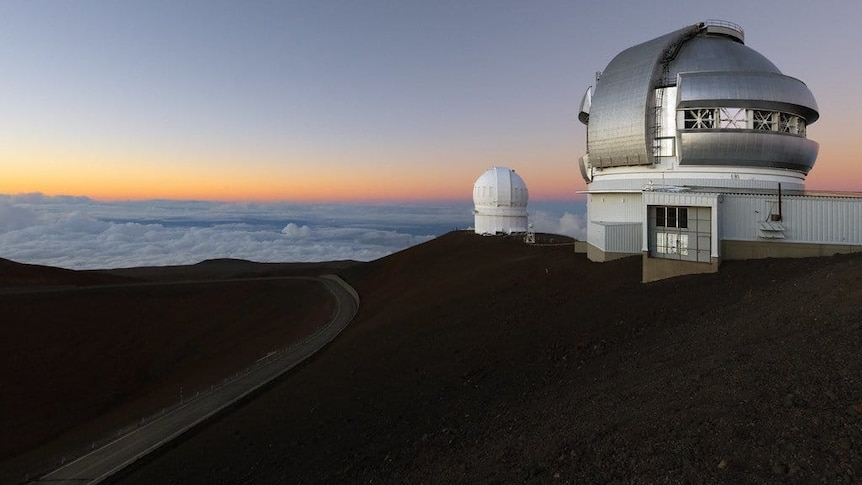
722 195 778 239
784 197 862 243
588 221 642 254
643 191 720 207
722 194 862 244
605 223 642 253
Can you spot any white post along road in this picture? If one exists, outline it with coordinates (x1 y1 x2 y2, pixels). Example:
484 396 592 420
32 275 359 485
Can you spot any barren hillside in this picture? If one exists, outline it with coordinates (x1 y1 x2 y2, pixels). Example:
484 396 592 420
0 259 341 484
110 231 862 483
0 258 131 287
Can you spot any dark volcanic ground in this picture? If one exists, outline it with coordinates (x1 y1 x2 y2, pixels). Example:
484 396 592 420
0 259 345 484
105 232 862 484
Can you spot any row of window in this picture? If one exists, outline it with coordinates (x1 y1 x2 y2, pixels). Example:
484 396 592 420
681 108 807 136
656 206 688 229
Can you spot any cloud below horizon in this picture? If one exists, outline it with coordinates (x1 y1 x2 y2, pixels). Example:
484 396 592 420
0 194 586 270
529 209 587 241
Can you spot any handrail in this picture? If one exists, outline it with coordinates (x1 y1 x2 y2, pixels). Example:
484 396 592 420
704 19 744 40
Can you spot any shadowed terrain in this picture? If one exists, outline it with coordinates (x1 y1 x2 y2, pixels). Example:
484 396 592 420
110 231 860 483
3 232 861 483
0 258 132 288
0 259 350 483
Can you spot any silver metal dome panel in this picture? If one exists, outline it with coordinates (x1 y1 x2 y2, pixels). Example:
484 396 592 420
680 131 819 172
577 86 591 124
665 36 780 81
582 19 820 176
677 71 819 122
586 24 702 169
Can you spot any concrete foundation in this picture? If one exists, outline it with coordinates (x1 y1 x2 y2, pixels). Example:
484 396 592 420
722 240 862 260
574 241 588 254
642 253 721 283
591 239 862 283
587 244 638 262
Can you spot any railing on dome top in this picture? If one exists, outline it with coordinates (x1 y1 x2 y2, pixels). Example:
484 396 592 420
704 19 744 37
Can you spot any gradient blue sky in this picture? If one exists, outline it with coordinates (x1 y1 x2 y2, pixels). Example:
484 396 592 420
1 0 860 201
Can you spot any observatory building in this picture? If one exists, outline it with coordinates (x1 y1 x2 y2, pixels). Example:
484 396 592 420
578 20 862 281
473 166 529 235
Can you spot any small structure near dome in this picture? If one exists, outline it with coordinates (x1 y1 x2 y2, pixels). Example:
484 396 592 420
472 166 529 235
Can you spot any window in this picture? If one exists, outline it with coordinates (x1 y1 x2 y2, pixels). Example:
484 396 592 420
677 108 808 137
753 110 775 131
779 113 796 133
684 109 716 129
650 206 710 262
655 206 687 229
656 233 689 256
719 108 746 128
655 206 691 256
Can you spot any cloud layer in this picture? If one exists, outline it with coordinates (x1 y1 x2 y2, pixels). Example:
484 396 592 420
528 206 587 241
0 194 585 270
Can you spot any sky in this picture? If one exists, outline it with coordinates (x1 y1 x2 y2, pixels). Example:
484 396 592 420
1 0 861 203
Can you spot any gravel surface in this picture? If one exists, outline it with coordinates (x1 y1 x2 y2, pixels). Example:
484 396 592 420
114 232 862 484
4 231 861 484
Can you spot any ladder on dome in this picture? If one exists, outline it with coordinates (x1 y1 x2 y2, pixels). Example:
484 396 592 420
651 24 703 160
652 87 664 159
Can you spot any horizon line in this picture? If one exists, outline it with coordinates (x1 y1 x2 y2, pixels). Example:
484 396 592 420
1 191 588 205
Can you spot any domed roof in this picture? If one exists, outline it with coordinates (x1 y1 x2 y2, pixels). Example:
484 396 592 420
473 167 529 208
582 20 819 174
666 36 780 78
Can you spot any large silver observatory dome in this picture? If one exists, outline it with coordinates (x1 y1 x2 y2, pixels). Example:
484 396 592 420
578 20 819 181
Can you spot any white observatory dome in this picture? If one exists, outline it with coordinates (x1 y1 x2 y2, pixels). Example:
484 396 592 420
472 166 529 235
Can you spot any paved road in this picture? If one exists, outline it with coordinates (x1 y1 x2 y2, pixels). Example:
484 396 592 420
31 275 358 485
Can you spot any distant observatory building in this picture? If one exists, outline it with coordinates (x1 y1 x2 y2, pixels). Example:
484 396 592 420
577 20 862 281
473 167 529 235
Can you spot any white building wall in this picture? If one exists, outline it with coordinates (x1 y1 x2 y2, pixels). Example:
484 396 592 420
588 193 644 222
474 213 528 235
588 221 606 250
593 189 862 262
604 223 642 252
721 195 777 240
722 194 862 244
588 192 644 253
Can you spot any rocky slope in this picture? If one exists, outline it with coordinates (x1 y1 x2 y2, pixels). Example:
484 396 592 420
110 232 862 484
